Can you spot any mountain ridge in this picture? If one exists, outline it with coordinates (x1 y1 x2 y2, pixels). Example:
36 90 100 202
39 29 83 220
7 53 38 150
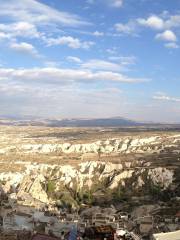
0 115 180 128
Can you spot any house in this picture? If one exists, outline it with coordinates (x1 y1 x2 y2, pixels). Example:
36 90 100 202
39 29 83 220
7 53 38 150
137 216 153 236
3 212 33 231
78 222 87 233
92 213 109 226
45 222 76 237
84 225 115 240
175 211 180 222
118 212 129 221
31 233 60 240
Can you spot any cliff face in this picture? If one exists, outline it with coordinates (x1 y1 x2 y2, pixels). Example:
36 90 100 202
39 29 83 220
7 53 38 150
0 132 179 208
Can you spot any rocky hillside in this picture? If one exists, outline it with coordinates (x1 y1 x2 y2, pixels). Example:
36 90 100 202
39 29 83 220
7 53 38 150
0 160 178 209
1 133 180 154
0 127 179 210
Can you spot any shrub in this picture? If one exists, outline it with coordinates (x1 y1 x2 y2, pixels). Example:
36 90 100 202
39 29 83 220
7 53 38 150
47 180 56 195
112 186 128 202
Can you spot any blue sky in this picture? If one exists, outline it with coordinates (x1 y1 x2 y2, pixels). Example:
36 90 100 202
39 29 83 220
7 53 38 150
0 0 180 122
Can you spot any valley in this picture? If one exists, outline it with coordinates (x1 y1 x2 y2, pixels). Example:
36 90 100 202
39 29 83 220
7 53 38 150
0 126 179 239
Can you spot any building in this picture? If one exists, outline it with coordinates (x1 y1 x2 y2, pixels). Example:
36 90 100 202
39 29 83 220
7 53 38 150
136 216 153 236
31 233 60 240
84 225 115 240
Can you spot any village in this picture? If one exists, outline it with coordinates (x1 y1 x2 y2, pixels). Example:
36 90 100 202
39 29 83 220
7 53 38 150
0 187 179 240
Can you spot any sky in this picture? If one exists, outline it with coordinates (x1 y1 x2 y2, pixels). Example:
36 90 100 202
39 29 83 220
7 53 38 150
0 0 180 122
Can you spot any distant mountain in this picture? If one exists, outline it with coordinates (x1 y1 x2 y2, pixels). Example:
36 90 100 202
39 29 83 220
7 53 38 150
0 116 180 128
0 116 141 127
46 117 141 127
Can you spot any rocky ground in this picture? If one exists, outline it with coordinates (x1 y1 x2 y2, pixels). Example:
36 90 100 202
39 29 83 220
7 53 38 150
0 126 179 212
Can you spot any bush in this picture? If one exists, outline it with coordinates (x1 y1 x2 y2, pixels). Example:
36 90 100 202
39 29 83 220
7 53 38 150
149 183 162 200
112 186 128 202
47 180 56 195
82 191 94 205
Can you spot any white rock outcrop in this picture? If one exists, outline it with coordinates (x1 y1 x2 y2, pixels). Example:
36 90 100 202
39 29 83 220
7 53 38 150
148 167 174 189
6 135 177 155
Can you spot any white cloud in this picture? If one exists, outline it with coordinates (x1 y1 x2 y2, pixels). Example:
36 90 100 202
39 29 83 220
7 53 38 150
109 0 123 8
164 42 179 49
0 1 92 52
0 83 126 119
44 61 60 68
155 30 177 42
9 42 40 57
0 21 40 41
44 36 94 49
81 59 123 71
109 56 136 65
86 0 123 8
0 22 43 56
115 21 136 35
0 67 148 84
138 16 164 30
106 48 117 55
67 56 82 63
11 22 39 38
93 31 104 36
0 32 10 40
165 15 180 29
0 82 31 96
136 15 179 48
86 0 95 4
153 93 180 102
0 22 94 51
138 14 180 30
0 0 90 27
115 14 180 46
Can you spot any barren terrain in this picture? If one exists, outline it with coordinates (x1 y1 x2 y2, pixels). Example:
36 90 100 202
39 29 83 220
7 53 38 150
0 125 179 210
